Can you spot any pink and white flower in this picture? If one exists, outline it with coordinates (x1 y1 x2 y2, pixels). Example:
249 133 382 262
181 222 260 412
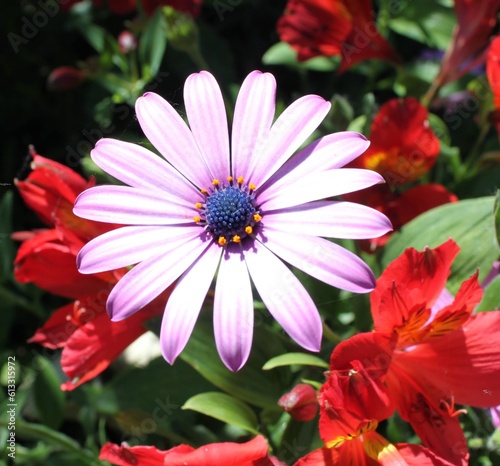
74 70 391 371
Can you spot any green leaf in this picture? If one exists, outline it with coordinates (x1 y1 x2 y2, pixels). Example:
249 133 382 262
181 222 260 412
494 190 500 253
77 23 107 53
388 0 455 49
262 42 339 71
139 8 167 79
382 197 498 294
33 356 65 430
477 276 500 312
182 392 259 434
262 353 329 371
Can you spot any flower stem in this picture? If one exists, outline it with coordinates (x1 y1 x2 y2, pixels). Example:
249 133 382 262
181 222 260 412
0 284 45 318
322 321 342 345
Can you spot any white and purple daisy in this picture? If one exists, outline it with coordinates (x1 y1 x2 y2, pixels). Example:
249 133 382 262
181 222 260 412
74 70 391 371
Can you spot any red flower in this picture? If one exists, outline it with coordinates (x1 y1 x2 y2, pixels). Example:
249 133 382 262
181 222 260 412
277 0 400 71
425 0 500 103
14 148 165 390
99 435 280 465
293 359 452 465
28 292 166 390
350 98 440 186
329 239 500 465
278 384 318 422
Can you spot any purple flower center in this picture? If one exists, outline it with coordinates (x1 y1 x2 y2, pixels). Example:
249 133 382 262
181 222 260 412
194 178 261 246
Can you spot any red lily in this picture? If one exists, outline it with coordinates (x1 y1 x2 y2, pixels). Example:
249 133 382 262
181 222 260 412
424 0 500 104
349 98 440 187
276 0 400 71
329 239 500 465
294 360 452 465
99 435 283 465
14 149 165 390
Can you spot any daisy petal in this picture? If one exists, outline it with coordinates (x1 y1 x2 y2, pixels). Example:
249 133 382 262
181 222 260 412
135 92 213 188
91 138 201 202
259 228 376 292
264 201 392 239
232 71 276 178
214 244 254 371
260 168 385 211
184 71 230 179
260 132 370 197
74 186 197 225
244 240 322 352
249 95 331 187
160 243 222 364
107 230 212 321
77 225 202 274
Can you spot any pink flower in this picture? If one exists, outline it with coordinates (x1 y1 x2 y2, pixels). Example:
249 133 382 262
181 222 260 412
74 70 391 371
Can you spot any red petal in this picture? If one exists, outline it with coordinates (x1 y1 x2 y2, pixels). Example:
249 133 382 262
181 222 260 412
396 184 458 225
425 273 482 339
338 0 400 72
330 332 395 377
163 435 274 465
99 442 186 465
402 312 500 407
320 361 395 446
60 300 164 390
385 363 468 466
396 444 456 466
371 240 460 326
293 442 378 466
28 296 105 349
13 230 112 299
349 99 439 185
277 0 351 61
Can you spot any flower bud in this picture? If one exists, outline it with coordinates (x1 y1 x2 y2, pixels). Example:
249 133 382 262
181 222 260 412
278 384 318 421
118 30 138 54
47 66 86 92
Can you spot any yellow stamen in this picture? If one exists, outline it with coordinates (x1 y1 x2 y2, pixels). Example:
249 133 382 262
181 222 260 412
237 176 244 184
253 214 262 222
218 237 227 246
249 183 256 191
232 235 241 243
245 226 253 235
193 216 201 223
212 179 219 186
195 202 202 209
227 176 233 182
201 188 208 195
